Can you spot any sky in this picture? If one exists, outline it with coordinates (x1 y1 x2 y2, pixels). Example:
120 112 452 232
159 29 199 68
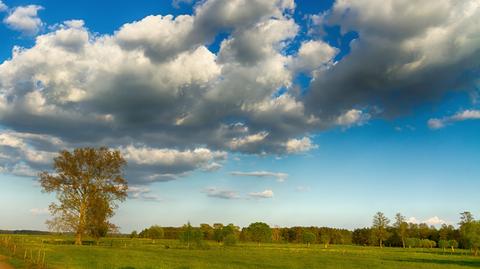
0 0 479 233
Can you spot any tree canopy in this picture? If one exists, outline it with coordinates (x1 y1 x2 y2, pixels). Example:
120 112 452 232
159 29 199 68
39 147 128 245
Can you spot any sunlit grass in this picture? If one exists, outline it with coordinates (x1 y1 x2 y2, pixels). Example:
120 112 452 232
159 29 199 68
1 235 479 269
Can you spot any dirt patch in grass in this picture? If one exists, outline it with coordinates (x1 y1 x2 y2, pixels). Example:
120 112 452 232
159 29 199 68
0 255 14 269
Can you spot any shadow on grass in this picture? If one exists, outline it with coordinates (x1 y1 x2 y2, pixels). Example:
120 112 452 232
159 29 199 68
389 257 480 267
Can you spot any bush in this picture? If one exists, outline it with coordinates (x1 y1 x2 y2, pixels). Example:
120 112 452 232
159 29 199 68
405 238 420 248
223 234 238 246
179 222 204 249
302 231 316 246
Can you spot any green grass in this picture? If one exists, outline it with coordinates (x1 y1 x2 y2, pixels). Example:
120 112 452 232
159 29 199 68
1 235 479 269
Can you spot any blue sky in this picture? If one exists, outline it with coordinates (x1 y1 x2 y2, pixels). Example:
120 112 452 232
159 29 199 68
0 0 479 233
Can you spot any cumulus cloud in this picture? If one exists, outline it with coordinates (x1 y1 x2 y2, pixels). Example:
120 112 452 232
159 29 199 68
121 145 227 183
428 109 480 129
230 171 288 182
3 5 43 35
203 187 239 199
306 0 480 119
248 189 274 199
407 216 447 226
291 40 338 74
285 137 317 154
336 109 370 127
0 0 319 160
0 1 7 12
0 131 60 177
1 0 480 184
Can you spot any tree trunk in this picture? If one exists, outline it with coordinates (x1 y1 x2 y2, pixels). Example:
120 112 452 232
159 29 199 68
75 200 87 245
402 238 405 248
75 232 82 245
379 239 383 248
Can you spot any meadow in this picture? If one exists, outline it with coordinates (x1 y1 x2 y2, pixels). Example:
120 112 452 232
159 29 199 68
1 235 480 269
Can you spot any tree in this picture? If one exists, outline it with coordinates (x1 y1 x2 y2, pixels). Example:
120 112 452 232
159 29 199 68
372 212 390 248
439 224 455 241
247 222 272 244
302 231 316 246
449 240 458 252
146 225 164 239
86 194 117 243
39 147 128 245
439 240 449 252
320 233 331 248
130 230 138 238
179 222 203 248
460 211 474 226
200 224 213 240
394 213 408 248
223 234 238 246
461 221 480 256
213 223 224 242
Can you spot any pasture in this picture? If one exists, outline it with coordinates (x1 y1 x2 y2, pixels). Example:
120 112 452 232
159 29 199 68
1 235 480 269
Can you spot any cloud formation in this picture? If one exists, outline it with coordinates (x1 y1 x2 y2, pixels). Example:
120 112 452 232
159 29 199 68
1 0 479 185
3 5 43 35
203 187 239 199
428 110 480 129
230 171 288 182
306 0 480 118
407 216 447 226
0 1 7 12
127 186 162 201
248 189 274 199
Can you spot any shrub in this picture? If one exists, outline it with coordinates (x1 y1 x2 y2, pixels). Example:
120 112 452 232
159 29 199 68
302 231 316 246
223 234 238 246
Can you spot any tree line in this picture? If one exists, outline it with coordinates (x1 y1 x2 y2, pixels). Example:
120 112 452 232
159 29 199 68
356 211 480 255
131 222 351 247
131 211 480 256
37 148 480 256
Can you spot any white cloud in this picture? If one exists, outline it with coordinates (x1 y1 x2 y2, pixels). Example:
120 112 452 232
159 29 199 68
122 145 226 167
3 5 43 35
29 207 49 216
120 145 227 183
127 186 162 201
203 187 239 199
1 0 480 181
203 162 222 172
249 189 274 199
292 40 338 74
230 171 288 182
228 131 269 151
428 109 480 129
307 0 480 121
427 118 445 130
285 137 317 154
424 216 447 226
0 1 7 12
336 109 370 127
407 216 447 226
172 0 194 8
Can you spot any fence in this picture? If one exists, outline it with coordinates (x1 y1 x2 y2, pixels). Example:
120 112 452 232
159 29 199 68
0 236 49 268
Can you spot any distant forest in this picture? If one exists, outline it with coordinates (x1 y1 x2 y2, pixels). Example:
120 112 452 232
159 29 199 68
129 211 478 254
5 211 478 255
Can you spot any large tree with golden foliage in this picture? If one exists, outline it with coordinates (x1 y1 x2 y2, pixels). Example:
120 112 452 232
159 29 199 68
39 147 128 245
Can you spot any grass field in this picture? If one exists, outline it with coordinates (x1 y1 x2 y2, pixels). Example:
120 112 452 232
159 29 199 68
1 235 480 269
